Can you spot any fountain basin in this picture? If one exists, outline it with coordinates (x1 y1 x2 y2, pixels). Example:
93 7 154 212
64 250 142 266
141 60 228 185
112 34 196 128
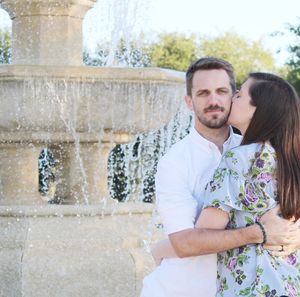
0 65 185 134
0 202 162 297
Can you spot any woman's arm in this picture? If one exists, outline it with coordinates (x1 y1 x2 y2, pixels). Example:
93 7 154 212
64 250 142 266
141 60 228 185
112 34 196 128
195 207 229 229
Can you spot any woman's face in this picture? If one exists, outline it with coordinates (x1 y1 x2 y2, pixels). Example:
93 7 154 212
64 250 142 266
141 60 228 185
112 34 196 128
228 78 257 134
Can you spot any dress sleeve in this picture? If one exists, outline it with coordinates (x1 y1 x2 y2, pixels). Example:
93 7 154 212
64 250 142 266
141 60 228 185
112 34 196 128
156 156 198 235
202 149 248 215
203 146 277 216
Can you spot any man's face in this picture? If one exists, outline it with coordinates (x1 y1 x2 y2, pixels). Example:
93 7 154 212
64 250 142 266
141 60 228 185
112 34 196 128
185 69 233 129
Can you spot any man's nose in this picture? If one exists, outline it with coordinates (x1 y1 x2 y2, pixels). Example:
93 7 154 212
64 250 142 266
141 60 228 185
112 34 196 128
207 93 219 104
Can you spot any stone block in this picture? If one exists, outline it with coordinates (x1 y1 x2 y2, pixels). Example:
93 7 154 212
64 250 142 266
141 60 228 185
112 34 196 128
0 248 22 297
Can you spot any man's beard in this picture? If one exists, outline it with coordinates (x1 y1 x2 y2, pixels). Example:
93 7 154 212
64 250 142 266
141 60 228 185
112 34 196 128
196 105 231 129
197 113 229 128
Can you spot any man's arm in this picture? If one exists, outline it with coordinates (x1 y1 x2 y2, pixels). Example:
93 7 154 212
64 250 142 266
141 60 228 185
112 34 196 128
170 207 260 257
170 206 299 258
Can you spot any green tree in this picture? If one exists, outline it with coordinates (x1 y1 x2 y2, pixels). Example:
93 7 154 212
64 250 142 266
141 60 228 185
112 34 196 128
0 29 11 64
149 33 198 71
199 32 277 86
286 20 300 95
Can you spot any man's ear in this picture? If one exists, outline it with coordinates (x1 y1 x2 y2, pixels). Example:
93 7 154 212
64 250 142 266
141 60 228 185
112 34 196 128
184 95 194 111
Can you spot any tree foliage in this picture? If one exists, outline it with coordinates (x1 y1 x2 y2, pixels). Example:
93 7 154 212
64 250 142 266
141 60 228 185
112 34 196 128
148 33 198 71
145 32 277 86
286 19 300 95
0 29 11 64
199 32 277 86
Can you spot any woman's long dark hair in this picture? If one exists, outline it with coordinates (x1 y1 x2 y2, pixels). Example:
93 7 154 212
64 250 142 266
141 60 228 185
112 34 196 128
242 72 300 220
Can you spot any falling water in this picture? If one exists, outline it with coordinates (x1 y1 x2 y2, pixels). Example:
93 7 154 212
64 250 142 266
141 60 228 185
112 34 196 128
0 0 185 265
84 0 151 67
0 0 190 204
0 1 190 295
108 102 192 203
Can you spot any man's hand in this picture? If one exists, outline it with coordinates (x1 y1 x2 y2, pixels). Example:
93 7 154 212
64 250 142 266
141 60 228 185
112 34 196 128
260 205 299 252
151 243 164 266
150 238 178 265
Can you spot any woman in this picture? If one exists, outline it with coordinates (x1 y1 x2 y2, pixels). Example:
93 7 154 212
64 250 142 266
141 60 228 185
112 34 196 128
154 72 300 296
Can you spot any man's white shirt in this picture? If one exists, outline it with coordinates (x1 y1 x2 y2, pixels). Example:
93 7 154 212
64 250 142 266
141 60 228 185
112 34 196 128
141 127 242 297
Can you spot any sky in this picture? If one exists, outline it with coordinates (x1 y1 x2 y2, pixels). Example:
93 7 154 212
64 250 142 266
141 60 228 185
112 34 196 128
0 0 299 66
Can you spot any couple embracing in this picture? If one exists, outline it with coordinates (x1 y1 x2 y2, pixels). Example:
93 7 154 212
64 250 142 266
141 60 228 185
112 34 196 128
141 57 300 297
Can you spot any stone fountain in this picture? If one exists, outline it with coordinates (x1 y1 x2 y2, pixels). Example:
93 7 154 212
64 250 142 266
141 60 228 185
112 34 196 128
0 0 186 296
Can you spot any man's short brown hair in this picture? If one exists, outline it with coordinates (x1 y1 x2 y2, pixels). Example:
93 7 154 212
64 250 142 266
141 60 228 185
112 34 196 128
186 57 236 96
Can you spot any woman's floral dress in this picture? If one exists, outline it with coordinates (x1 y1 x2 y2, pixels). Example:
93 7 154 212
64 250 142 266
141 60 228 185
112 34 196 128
203 142 300 297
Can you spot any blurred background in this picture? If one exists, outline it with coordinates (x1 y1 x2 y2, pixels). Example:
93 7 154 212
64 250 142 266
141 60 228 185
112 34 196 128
1 0 300 91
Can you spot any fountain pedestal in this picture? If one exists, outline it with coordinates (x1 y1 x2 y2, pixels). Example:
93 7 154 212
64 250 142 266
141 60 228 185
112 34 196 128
0 142 45 204
0 0 96 66
0 65 185 204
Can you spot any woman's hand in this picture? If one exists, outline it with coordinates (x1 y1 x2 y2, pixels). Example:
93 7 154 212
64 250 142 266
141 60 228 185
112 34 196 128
264 243 299 257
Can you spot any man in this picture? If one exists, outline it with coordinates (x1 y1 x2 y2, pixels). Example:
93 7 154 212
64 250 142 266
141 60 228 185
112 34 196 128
140 57 298 297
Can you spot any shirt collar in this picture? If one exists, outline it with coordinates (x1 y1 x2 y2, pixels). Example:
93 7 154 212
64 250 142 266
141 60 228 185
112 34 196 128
189 126 237 152
223 126 237 148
